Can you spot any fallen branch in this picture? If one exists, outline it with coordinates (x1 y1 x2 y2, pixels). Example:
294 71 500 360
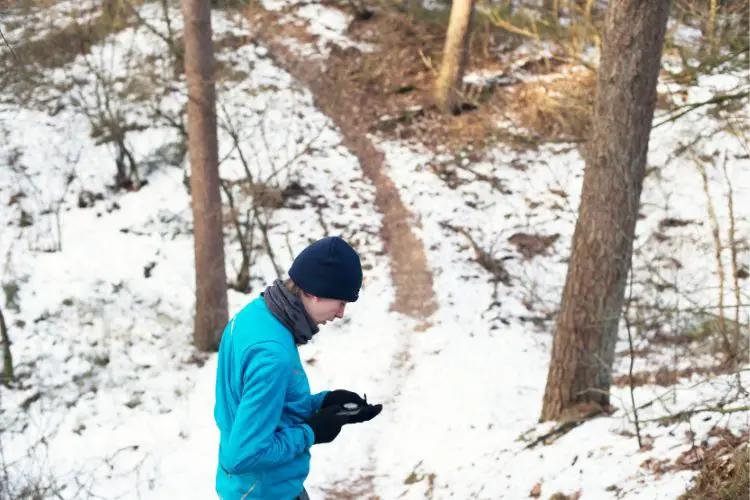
522 420 584 449
487 11 539 40
640 405 750 424
439 221 511 285
653 91 749 128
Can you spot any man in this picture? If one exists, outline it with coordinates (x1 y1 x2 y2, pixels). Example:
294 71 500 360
214 236 383 499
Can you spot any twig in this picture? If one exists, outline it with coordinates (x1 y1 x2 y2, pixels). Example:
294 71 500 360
624 270 643 449
255 209 282 279
418 48 437 75
639 405 750 423
721 153 743 367
488 11 539 40
217 98 258 186
694 153 733 361
522 403 610 450
0 26 19 63
653 91 749 128
122 0 182 59
522 420 585 449
624 368 750 418
220 179 254 291
263 124 325 186
439 221 511 285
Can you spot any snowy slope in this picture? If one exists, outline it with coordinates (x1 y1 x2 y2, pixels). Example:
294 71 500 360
1 1 748 499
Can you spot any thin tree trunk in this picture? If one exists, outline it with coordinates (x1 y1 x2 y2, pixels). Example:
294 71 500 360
0 306 12 387
434 0 475 114
540 0 670 422
705 0 718 50
181 0 228 351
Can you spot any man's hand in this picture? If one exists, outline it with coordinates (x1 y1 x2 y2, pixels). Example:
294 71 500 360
323 390 383 424
347 403 382 424
322 389 365 408
305 405 348 444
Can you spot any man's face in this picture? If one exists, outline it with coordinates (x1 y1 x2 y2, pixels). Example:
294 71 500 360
301 294 347 325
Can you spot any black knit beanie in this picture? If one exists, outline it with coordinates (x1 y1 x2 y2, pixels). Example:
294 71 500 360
288 236 363 302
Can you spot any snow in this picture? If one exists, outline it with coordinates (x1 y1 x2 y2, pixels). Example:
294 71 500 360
269 1 376 59
1 1 748 499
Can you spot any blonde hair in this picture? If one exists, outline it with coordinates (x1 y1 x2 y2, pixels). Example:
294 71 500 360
284 278 304 297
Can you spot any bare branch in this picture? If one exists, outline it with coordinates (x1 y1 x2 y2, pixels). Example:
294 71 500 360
653 91 749 128
0 26 19 63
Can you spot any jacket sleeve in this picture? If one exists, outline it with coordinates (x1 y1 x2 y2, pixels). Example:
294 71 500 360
308 391 329 415
219 341 315 475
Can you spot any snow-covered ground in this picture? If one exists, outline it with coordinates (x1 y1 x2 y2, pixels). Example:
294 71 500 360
1 1 748 499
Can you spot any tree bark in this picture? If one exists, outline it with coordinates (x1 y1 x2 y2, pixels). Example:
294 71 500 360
434 0 475 114
181 0 228 351
540 0 670 422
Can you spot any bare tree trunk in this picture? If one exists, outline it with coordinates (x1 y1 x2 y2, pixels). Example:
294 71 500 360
0 306 12 387
540 0 670 422
704 0 718 53
181 0 228 351
434 0 475 114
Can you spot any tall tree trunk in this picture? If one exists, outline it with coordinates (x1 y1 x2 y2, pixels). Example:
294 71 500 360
181 0 228 351
540 0 670 422
434 0 475 114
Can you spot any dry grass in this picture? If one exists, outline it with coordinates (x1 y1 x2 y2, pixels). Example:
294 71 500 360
319 473 379 499
508 69 596 142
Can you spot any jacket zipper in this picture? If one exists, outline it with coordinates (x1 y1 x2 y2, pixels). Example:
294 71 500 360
240 481 258 500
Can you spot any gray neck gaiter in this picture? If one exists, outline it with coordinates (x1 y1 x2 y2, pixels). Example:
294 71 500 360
263 279 319 345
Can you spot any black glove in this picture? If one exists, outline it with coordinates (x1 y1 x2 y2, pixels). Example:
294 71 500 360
322 389 365 408
305 405 348 444
347 403 383 424
323 390 383 424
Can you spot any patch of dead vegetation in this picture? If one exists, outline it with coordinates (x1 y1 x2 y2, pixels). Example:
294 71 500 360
319 472 378 499
508 232 560 260
246 0 568 154
1 1 134 69
639 428 749 499
1 0 142 106
678 428 749 500
611 364 732 388
506 69 596 142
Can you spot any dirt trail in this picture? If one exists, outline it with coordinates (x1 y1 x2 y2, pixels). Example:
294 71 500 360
248 9 441 497
250 18 437 322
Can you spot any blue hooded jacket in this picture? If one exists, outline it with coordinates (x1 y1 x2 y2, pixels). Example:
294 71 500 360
214 296 328 499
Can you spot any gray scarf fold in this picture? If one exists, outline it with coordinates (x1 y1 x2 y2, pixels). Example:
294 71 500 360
263 279 319 345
